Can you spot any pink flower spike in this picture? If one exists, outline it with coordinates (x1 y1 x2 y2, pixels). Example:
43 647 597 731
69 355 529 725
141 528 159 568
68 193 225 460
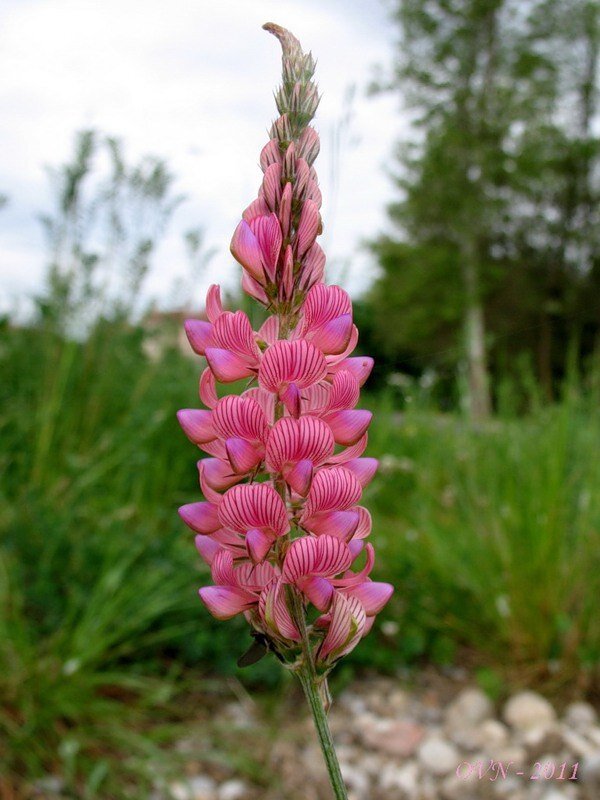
179 502 220 534
185 319 213 355
177 409 216 445
199 585 256 620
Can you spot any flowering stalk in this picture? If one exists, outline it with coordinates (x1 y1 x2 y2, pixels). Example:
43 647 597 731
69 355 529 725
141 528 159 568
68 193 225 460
177 23 392 800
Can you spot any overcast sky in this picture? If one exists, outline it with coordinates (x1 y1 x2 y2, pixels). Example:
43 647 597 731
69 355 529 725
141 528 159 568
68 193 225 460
0 0 404 315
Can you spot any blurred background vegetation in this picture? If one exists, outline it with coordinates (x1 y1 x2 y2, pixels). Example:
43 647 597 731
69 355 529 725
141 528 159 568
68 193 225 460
1 0 599 796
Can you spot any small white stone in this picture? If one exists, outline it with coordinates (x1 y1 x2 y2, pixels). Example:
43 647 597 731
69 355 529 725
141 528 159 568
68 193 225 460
503 691 556 731
217 780 247 800
169 776 216 800
418 735 460 776
379 760 419 797
563 701 597 730
445 687 494 729
478 719 510 752
561 726 597 757
339 763 370 798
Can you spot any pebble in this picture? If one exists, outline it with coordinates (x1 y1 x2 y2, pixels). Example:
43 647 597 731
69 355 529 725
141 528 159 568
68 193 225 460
217 780 248 800
445 687 494 729
361 718 425 757
339 762 370 798
564 701 597 730
379 760 419 797
417 735 460 776
503 691 557 731
169 776 216 800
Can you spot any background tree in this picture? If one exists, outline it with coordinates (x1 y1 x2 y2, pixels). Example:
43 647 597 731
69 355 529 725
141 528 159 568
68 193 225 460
368 0 599 414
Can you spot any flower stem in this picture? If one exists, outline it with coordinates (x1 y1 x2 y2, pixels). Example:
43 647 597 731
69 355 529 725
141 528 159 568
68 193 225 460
296 665 348 800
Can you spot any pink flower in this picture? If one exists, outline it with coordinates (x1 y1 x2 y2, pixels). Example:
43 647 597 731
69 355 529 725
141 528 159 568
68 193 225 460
177 22 392 679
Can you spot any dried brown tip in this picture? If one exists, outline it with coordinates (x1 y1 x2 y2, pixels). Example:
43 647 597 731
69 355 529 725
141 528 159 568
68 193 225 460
263 22 303 59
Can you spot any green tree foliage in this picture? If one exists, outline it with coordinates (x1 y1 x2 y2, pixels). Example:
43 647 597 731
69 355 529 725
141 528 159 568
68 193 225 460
368 0 599 411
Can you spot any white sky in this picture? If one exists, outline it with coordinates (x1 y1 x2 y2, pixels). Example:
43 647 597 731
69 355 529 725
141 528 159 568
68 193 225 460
0 0 404 315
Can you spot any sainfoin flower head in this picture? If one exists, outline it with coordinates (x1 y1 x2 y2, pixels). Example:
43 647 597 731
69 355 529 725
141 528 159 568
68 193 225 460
178 26 392 784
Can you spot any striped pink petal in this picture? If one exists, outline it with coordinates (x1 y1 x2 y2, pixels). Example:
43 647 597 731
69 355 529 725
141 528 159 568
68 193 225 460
243 196 270 221
262 163 283 210
279 182 293 239
218 483 290 538
335 543 375 588
236 561 278 593
259 578 301 642
353 506 372 539
249 213 282 282
205 284 224 323
323 409 372 446
282 535 352 583
199 368 218 409
212 311 260 362
299 242 326 291
184 319 213 355
265 416 334 473
297 126 320 165
199 585 256 620
212 395 269 443
319 593 366 660
303 467 363 518
205 348 255 382
303 284 352 331
280 382 301 417
177 409 215 445
256 315 280 346
258 339 327 393
327 434 368 465
211 549 236 586
179 501 220 534
296 199 320 257
260 138 282 171
326 371 360 413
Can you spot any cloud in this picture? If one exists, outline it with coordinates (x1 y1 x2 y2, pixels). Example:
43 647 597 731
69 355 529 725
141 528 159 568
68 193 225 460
0 0 401 313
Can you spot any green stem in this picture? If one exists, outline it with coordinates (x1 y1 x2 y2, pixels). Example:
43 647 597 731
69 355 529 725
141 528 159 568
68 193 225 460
296 665 348 800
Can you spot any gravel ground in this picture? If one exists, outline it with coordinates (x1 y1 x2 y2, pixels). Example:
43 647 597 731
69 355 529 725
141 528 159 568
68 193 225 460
157 674 600 800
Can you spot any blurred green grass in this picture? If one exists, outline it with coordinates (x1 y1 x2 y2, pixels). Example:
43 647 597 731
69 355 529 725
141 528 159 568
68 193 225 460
1 317 599 794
